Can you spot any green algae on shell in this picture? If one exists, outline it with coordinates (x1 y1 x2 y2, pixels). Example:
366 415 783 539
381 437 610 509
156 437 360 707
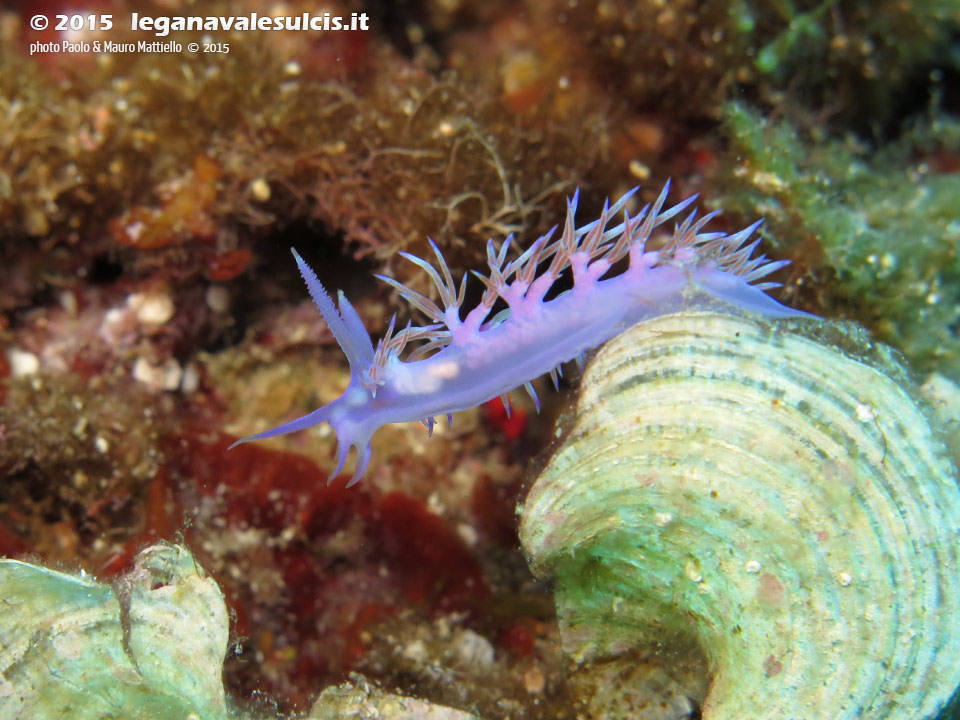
519 310 960 719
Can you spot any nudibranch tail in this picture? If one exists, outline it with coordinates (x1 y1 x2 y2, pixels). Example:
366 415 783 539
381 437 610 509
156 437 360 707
227 405 334 450
230 181 815 484
229 382 374 487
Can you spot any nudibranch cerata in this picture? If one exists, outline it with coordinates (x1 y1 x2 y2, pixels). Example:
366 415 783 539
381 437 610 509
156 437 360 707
230 182 814 484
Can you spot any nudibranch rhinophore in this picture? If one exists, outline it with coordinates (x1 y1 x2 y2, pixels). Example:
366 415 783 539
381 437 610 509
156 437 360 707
230 182 813 484
518 310 960 719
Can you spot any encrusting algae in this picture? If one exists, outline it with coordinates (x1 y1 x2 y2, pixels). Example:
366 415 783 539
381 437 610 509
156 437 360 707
712 102 960 381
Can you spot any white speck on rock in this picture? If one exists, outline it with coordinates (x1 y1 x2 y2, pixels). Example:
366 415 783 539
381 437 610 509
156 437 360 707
129 291 175 326
181 362 200 394
456 522 478 548
162 359 183 391
59 290 78 317
8 348 39 377
401 639 428 664
450 630 495 671
133 357 182 392
205 285 230 313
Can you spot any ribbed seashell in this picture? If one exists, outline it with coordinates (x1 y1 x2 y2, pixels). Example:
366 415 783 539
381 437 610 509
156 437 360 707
519 310 960 719
0 543 230 720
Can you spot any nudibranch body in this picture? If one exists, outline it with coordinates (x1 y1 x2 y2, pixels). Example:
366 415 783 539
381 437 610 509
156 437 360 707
230 182 814 484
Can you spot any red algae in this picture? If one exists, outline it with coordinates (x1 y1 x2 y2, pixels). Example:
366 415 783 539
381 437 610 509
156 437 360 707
378 491 489 611
206 248 253 282
164 432 491 710
0 519 30 557
497 622 536 660
482 396 528 443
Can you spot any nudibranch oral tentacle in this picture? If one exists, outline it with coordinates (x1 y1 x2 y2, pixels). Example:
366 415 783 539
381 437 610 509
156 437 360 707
229 181 815 484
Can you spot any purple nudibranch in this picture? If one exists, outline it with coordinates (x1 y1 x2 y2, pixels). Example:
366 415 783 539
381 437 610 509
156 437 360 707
229 181 815 485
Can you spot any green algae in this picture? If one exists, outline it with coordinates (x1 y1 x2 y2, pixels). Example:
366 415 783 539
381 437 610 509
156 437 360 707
714 102 960 380
734 0 960 129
